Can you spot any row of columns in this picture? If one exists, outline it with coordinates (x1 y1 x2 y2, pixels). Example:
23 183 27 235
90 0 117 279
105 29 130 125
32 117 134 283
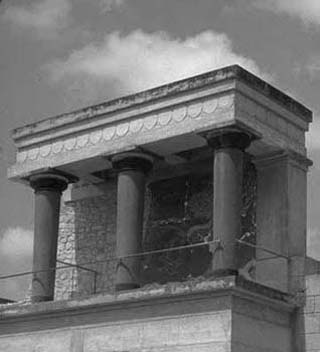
29 131 252 302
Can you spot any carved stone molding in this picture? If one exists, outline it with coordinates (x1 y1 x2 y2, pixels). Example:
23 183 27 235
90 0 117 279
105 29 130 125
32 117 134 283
15 95 234 165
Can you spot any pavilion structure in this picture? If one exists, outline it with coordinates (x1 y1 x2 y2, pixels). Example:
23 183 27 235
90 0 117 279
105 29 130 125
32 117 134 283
0 65 314 352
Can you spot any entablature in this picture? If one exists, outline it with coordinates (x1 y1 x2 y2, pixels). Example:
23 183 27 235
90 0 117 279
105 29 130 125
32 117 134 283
8 65 312 183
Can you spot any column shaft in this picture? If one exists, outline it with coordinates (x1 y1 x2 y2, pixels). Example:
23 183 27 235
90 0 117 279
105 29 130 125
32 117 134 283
32 189 61 301
116 170 146 290
113 153 153 291
213 148 244 273
208 132 251 275
30 173 69 302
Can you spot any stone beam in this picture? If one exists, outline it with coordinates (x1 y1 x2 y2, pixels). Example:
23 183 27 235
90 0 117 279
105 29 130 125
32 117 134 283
8 65 311 182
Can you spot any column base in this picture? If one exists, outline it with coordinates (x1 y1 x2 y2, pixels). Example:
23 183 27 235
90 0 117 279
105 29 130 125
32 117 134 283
115 283 140 291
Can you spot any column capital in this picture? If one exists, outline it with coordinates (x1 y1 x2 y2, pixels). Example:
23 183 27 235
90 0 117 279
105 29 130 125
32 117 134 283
112 152 153 174
29 170 77 194
206 132 252 151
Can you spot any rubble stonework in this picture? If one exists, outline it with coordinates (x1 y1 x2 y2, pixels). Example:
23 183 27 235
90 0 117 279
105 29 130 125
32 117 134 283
55 182 117 299
55 158 257 297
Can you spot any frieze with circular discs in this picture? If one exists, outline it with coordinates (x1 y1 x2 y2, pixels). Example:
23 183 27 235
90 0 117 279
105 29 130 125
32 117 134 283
129 118 144 133
65 137 76 151
89 130 102 145
103 126 116 141
16 95 233 164
203 99 218 114
76 134 89 148
28 147 39 160
172 106 187 122
116 122 129 137
144 114 157 130
39 144 52 157
188 102 202 118
158 111 172 126
52 141 63 154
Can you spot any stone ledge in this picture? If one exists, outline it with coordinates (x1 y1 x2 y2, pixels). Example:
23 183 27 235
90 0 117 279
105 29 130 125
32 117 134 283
12 65 311 141
0 276 294 323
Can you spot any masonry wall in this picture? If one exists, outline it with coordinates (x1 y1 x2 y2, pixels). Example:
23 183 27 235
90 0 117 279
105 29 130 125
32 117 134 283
0 279 294 352
0 311 233 352
1 283 235 352
302 257 320 352
55 181 117 300
232 296 292 352
55 159 257 300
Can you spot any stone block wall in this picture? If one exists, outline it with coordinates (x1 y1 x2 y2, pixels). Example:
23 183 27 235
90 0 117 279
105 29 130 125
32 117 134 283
0 278 294 352
55 181 117 300
55 158 257 299
302 258 320 351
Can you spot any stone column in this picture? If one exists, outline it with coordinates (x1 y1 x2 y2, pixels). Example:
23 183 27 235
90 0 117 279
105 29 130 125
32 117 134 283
112 153 153 291
207 132 251 275
29 172 70 302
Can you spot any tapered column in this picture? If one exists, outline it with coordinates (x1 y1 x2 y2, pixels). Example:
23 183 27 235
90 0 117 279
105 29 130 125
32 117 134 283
208 132 251 275
29 172 70 302
113 153 153 291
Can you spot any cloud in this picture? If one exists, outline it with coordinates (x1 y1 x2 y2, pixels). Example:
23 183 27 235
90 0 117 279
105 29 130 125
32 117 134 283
300 56 320 78
292 56 320 150
99 0 126 13
252 0 320 26
0 227 33 301
2 0 71 37
45 29 265 106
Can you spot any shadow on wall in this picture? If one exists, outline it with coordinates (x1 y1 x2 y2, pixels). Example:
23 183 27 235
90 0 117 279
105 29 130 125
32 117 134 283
142 157 257 285
55 155 257 299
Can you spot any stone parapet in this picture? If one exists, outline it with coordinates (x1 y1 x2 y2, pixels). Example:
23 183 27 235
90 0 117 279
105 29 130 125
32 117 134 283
0 276 294 352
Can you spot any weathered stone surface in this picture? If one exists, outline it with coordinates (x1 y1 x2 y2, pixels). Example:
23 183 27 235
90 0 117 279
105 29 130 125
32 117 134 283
8 66 311 181
0 277 293 352
5 65 314 351
55 156 257 296
142 173 213 284
55 181 117 299
142 158 256 284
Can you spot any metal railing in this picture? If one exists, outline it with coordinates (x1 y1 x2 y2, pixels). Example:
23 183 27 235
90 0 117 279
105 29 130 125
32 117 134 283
0 238 290 303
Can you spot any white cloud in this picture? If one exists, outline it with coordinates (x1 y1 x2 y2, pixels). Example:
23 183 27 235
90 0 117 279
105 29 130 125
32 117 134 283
252 0 320 26
0 227 33 301
293 56 320 150
99 0 126 13
46 29 264 106
3 0 71 36
302 56 320 77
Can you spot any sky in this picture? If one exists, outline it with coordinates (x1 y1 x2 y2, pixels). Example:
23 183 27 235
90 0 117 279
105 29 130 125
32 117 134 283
1 0 320 300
